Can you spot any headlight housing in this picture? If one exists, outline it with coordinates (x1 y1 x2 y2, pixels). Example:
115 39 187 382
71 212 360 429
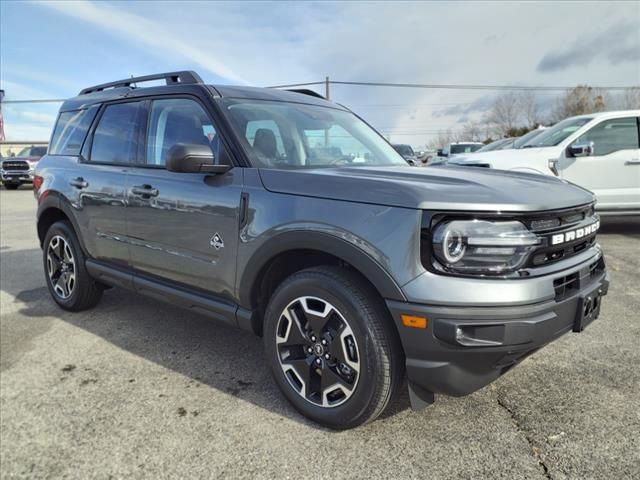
431 219 540 275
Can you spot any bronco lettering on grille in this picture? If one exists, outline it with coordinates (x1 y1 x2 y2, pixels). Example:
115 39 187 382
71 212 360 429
551 220 600 246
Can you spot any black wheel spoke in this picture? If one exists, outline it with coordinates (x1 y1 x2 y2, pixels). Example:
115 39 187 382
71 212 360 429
283 357 313 395
321 365 353 391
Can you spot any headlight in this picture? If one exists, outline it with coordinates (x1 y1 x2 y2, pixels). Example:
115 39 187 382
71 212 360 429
431 219 540 274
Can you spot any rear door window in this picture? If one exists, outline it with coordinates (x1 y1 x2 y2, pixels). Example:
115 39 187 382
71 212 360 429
49 106 98 156
90 102 143 164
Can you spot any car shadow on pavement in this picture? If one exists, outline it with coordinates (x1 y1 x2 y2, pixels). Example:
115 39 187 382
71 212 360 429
2 249 412 428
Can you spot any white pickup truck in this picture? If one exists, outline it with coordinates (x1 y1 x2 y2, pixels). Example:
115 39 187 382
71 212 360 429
447 110 640 215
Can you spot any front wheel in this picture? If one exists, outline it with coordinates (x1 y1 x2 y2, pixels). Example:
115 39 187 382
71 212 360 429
264 266 404 429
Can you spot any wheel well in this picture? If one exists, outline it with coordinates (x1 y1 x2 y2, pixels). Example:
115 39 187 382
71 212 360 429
37 208 70 247
250 249 387 336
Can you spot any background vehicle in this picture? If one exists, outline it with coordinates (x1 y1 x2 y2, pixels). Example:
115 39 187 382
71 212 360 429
35 71 608 429
1 145 47 189
392 144 417 165
449 111 640 215
475 138 513 153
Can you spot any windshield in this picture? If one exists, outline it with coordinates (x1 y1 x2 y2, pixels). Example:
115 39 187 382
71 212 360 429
524 117 592 148
17 146 47 157
477 138 510 152
513 129 545 149
393 145 415 156
221 99 408 169
450 143 482 155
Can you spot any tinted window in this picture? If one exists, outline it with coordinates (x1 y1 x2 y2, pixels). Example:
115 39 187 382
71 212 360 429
91 102 142 164
146 98 219 166
49 107 98 156
576 117 639 156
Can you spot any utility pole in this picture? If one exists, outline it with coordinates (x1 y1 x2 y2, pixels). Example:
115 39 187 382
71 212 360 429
324 77 330 146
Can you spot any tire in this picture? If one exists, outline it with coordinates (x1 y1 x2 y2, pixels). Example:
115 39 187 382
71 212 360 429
264 266 404 429
43 221 103 311
3 183 19 190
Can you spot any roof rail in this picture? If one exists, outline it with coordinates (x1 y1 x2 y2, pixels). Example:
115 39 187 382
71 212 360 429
286 88 326 100
79 71 203 95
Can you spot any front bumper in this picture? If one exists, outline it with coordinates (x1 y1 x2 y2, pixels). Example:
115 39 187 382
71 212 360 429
1 170 34 183
386 257 609 402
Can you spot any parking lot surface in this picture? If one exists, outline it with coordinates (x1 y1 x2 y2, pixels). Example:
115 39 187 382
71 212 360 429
1 187 639 479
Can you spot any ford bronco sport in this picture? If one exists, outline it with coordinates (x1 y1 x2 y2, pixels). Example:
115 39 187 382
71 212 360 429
34 71 609 429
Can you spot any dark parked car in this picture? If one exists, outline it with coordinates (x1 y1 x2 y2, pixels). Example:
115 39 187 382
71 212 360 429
392 144 417 165
1 145 47 189
34 72 609 428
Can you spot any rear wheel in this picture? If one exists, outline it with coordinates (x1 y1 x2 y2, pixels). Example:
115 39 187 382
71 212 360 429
43 221 103 311
264 266 404 429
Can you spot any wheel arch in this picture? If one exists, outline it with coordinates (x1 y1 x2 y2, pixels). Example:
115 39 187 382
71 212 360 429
37 192 88 254
237 231 406 335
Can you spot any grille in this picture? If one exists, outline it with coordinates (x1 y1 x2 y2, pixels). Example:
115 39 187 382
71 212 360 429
1 161 29 171
524 204 598 268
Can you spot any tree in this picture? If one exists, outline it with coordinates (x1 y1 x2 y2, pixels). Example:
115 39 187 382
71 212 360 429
486 92 521 136
550 85 610 123
617 87 640 109
485 91 542 137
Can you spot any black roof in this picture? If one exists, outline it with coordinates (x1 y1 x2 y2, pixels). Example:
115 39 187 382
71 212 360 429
61 71 341 112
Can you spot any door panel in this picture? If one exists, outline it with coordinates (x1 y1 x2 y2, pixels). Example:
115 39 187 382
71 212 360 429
125 168 242 299
69 163 129 266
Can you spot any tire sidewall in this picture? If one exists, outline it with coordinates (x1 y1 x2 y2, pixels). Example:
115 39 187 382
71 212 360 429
264 271 385 428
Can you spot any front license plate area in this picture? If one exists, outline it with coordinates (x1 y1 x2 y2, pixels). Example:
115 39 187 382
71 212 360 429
573 284 603 332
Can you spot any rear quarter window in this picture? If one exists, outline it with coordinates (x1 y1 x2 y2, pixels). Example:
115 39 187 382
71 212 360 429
49 106 98 156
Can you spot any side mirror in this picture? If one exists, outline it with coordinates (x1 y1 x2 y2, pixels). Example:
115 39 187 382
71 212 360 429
568 141 594 158
166 143 231 174
437 149 446 157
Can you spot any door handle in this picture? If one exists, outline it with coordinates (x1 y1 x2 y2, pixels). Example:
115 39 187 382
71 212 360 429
624 159 640 165
130 185 159 197
70 177 88 189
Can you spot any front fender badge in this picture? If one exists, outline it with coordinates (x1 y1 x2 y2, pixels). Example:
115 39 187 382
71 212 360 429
210 233 224 250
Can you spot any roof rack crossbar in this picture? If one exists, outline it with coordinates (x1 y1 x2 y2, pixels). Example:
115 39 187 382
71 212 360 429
79 71 203 95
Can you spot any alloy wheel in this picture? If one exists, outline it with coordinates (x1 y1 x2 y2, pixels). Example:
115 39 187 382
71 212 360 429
46 235 76 299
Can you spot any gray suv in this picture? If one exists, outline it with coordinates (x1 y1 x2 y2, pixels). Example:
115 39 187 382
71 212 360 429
34 72 609 429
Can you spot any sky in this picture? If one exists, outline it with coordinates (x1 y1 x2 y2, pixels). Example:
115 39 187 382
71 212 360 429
1 0 639 147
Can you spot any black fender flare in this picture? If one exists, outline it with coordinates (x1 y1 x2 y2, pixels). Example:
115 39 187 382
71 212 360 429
36 192 88 254
237 230 407 309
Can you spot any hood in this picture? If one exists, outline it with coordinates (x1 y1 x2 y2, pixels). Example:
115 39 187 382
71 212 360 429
3 156 41 162
259 165 594 212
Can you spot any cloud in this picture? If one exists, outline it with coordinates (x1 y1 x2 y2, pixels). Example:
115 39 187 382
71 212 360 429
537 21 640 73
433 95 497 118
37 0 249 84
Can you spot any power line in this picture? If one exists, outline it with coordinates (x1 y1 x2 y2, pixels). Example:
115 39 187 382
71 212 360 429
272 80 638 92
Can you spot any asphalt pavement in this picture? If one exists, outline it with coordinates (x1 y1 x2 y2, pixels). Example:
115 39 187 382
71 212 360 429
1 186 639 479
